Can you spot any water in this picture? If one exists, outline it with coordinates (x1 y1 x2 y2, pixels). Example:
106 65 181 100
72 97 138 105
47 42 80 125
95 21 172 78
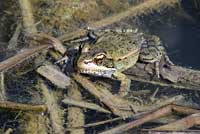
150 1 200 69
1 0 200 133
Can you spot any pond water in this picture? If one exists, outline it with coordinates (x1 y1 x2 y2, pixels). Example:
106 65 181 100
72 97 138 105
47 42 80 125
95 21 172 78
151 1 200 69
0 0 200 133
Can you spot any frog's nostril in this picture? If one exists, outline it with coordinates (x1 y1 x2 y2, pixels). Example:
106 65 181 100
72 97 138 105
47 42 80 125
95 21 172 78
84 60 92 64
84 61 88 64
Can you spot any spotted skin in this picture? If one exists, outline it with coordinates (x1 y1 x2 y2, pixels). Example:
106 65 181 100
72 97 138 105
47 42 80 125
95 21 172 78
139 35 174 78
77 31 144 97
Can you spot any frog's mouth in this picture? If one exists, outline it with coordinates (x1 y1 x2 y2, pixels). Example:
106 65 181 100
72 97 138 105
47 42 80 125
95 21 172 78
77 60 116 78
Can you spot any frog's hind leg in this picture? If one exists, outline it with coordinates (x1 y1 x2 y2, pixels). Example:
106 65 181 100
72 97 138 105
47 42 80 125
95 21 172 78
113 71 131 97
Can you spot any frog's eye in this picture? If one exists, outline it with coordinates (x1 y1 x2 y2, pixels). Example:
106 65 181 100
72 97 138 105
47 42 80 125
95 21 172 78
94 53 106 64
95 53 106 60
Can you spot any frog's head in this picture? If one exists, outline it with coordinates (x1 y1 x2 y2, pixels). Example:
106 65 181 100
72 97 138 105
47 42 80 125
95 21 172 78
77 45 116 78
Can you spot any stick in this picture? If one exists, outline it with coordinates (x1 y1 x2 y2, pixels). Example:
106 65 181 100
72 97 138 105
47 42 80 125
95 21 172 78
18 0 37 33
39 80 65 134
72 73 138 117
23 112 48 134
125 63 200 91
8 23 22 51
100 105 173 134
151 113 200 131
0 44 52 72
142 130 200 134
67 81 85 134
100 105 200 134
0 100 47 112
72 73 184 118
66 117 122 131
37 65 71 89
0 72 6 100
62 97 111 113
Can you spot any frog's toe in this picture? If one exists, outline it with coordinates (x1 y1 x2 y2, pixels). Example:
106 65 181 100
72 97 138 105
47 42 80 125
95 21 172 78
118 90 129 97
129 104 138 114
112 108 132 119
122 114 130 120
155 61 160 78
164 55 174 66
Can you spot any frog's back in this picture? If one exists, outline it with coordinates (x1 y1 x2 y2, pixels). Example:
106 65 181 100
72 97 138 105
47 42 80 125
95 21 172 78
94 32 142 57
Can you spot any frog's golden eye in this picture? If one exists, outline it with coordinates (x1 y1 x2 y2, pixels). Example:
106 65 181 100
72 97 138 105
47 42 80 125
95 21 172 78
95 54 105 59
94 53 106 64
95 53 106 60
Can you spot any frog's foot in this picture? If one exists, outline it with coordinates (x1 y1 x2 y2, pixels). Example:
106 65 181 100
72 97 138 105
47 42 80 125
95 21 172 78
113 72 131 97
119 78 131 97
111 107 135 119
109 96 137 119
155 54 174 79
164 54 174 66
155 61 160 78
55 56 69 64
144 62 161 79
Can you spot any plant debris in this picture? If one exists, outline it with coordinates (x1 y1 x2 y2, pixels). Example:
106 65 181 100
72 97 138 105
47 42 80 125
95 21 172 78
1 0 200 133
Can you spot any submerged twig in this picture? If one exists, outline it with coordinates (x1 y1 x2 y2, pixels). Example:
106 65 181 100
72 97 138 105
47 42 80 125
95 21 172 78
151 113 200 131
125 63 200 91
67 81 85 134
142 130 200 134
0 44 52 72
0 33 64 73
66 117 122 131
0 72 6 100
62 97 111 114
0 100 47 112
72 73 183 118
18 0 37 33
33 33 66 55
23 112 48 134
100 105 200 134
72 73 136 117
8 23 22 51
39 80 65 134
37 65 71 89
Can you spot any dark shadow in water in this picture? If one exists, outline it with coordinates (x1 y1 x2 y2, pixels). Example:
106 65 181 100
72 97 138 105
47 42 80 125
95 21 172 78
147 0 200 69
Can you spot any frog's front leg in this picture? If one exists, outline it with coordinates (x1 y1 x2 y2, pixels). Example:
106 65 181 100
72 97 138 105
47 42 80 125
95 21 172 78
113 71 131 97
155 61 160 78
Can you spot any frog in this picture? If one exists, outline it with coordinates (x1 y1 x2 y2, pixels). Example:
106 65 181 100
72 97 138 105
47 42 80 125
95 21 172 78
139 34 174 78
76 30 145 97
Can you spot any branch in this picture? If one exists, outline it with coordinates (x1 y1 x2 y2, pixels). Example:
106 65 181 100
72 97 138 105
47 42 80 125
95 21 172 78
100 105 200 134
38 80 65 134
18 0 37 33
125 63 200 91
0 100 47 112
151 113 200 131
62 97 111 114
